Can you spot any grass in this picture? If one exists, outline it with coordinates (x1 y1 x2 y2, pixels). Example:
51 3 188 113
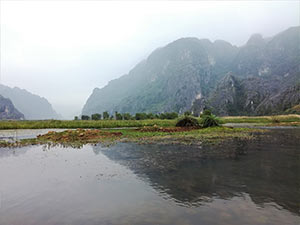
0 114 299 130
219 114 300 124
0 119 176 130
0 126 265 148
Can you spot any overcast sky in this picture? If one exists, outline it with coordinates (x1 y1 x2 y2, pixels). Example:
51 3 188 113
1 1 299 119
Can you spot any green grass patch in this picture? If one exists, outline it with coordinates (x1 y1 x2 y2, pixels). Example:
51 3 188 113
0 126 265 148
220 115 300 124
0 114 299 130
0 119 176 130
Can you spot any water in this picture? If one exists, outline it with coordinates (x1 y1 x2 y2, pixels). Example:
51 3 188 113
0 129 68 142
0 129 299 225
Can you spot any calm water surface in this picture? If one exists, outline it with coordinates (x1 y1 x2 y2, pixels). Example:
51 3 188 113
0 129 299 225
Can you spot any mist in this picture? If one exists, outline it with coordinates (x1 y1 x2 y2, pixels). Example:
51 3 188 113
1 1 299 119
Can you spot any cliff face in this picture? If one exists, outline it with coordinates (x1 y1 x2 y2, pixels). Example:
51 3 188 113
0 95 24 120
83 26 300 116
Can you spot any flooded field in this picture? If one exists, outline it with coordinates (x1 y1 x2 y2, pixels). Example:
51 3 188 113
0 128 299 225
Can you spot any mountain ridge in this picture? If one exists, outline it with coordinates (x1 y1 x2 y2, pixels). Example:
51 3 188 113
0 84 60 120
82 26 300 116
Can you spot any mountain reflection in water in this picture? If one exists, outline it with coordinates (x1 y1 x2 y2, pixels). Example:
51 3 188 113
95 129 300 214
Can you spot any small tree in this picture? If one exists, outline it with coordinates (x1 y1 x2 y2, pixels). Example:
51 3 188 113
147 113 155 119
91 113 101 120
159 113 167 119
81 115 90 120
165 112 178 119
135 113 147 120
123 113 132 120
103 111 109 120
115 111 123 120
74 116 79 120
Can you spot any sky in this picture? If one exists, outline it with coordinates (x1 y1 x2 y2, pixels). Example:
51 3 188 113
1 1 299 119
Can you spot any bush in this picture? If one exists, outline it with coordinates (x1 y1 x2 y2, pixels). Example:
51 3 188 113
135 113 148 120
115 111 123 120
201 109 212 117
176 116 200 127
200 114 220 128
91 113 101 120
81 115 90 120
147 113 156 119
122 113 132 120
184 111 191 116
103 111 109 120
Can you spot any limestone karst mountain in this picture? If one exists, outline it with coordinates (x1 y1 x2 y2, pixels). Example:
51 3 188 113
82 26 300 116
0 95 24 120
0 84 60 120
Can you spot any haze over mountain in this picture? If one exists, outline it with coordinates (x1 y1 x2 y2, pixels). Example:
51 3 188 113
0 84 60 120
83 26 300 116
1 1 299 118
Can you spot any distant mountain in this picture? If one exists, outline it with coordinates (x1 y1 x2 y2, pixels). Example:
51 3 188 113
0 84 60 120
0 95 24 120
82 26 300 116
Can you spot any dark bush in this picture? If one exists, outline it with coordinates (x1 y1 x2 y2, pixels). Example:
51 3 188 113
115 111 123 120
102 111 109 120
81 115 90 120
176 116 200 127
135 113 147 120
201 114 220 128
91 113 101 120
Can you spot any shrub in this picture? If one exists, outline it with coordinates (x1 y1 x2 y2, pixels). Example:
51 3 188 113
200 114 220 128
184 111 191 116
135 113 147 120
176 116 200 127
147 113 156 119
122 113 132 120
115 111 123 120
103 111 109 120
91 113 101 120
74 116 79 120
201 109 212 117
81 115 90 120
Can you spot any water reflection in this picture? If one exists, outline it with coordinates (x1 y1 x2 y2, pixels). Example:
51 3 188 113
0 129 299 225
96 129 300 214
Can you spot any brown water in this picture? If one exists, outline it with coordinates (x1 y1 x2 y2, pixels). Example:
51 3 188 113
0 129 299 225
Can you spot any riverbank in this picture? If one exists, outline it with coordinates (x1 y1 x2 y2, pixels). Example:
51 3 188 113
0 114 298 130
